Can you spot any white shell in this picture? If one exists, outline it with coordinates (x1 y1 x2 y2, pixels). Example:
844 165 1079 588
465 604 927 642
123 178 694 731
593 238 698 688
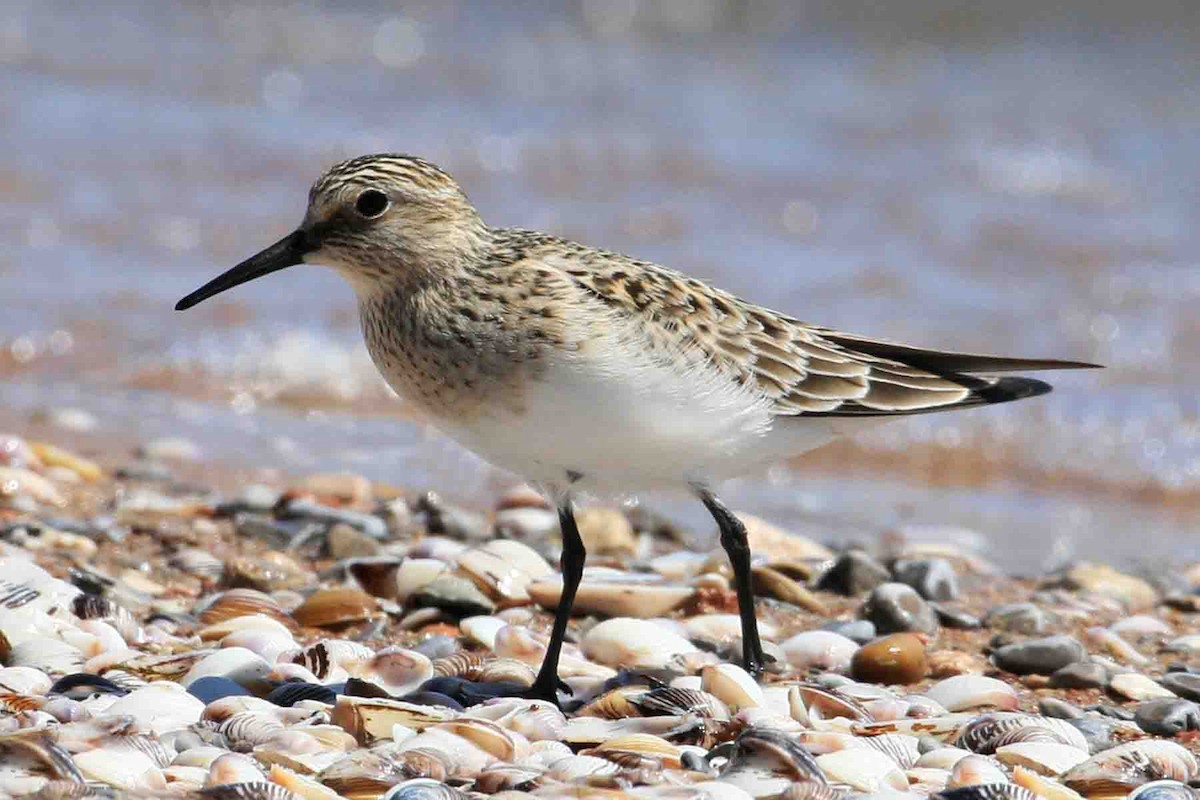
922 675 1020 712
816 748 908 792
780 630 859 673
701 663 764 711
581 617 698 668
996 742 1090 776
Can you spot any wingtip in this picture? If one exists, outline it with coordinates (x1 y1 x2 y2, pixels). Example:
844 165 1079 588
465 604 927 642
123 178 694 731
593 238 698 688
978 376 1055 404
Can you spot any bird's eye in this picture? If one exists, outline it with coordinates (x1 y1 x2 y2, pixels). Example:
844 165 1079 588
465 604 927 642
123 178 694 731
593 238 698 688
354 189 390 219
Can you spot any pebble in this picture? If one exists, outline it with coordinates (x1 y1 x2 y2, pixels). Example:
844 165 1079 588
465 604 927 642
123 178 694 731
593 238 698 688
824 619 876 644
932 603 980 629
410 574 496 617
1160 672 1200 702
860 582 939 634
327 522 383 558
140 436 202 462
186 676 252 703
983 602 1051 635
574 507 637 557
992 635 1088 675
1134 698 1200 736
1110 672 1178 701
741 514 833 561
817 550 891 596
1066 562 1158 612
1049 661 1109 690
894 557 959 601
850 633 928 685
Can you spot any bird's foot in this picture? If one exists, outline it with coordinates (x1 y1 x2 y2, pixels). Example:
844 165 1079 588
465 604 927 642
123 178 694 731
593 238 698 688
515 677 573 708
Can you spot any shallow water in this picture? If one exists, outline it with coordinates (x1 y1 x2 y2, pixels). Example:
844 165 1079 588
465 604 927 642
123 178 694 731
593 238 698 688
2 0 1198 568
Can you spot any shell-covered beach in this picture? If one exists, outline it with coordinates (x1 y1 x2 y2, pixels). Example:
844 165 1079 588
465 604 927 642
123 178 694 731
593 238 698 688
3 430 1200 798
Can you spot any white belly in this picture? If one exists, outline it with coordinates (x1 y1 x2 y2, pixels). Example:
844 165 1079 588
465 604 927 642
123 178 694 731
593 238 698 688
424 339 853 491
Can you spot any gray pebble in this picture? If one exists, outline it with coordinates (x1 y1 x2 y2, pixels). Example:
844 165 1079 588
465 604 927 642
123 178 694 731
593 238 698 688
823 619 876 644
894 558 959 601
817 551 890 596
280 497 389 540
1049 661 1108 690
983 602 1050 635
415 491 492 542
1134 698 1200 736
411 574 495 616
992 635 1087 675
1038 696 1085 719
412 635 460 660
1160 672 1200 702
932 603 979 629
860 582 939 635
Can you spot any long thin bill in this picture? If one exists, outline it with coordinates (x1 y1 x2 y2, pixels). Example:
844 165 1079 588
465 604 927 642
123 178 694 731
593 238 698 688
175 229 309 311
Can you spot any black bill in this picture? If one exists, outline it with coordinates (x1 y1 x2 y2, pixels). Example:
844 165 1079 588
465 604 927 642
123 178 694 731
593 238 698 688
175 229 310 311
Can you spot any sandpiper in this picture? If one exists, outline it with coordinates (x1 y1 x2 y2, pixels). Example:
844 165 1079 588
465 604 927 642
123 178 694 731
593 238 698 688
177 153 1099 702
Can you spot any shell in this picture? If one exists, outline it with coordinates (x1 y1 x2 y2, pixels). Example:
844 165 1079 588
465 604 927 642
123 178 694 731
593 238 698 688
948 754 1009 787
995 742 1090 776
291 588 379 628
581 617 698 668
360 648 433 695
634 687 731 721
292 639 374 682
380 779 473 800
933 786 1040 800
198 589 298 631
924 675 1020 713
956 714 1089 755
816 748 908 792
716 726 827 797
200 783 302 800
1062 740 1199 795
329 696 457 744
1128 781 1200 799
701 663 764 711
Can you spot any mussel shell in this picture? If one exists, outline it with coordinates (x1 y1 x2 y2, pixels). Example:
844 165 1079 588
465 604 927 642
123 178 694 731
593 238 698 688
265 681 337 707
48 672 129 699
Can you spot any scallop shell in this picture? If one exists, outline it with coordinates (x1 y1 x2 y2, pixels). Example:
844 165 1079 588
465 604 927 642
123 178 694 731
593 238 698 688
198 589 298 631
583 733 683 769
717 726 827 797
1062 740 1199 795
923 675 1020 713
360 648 433 696
292 639 374 682
933 786 1039 799
200 783 302 800
380 779 472 800
317 750 408 798
633 687 731 721
1128 780 1200 799
956 714 1089 755
577 685 650 719
291 587 379 629
225 552 312 592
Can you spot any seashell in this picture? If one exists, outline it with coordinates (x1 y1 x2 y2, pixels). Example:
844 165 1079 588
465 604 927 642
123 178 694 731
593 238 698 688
361 647 433 695
458 615 506 649
391 747 450 781
955 714 1089 755
225 551 312 592
751 565 828 613
763 784 849 800
292 587 379 628
1111 672 1177 701
543 754 621 781
780 630 859 674
716 726 827 797
581 617 698 668
853 713 978 741
392 559 450 603
74 745 165 791
473 762 544 793
684 613 780 647
205 752 266 785
860 732 921 769
472 657 536 687
1084 625 1151 665
1062 740 1198 795
268 763 344 800
789 683 871 726
199 588 298 628
182 647 273 691
0 692 46 712
266 682 337 707
200 783 302 800
527 572 695 618
933 786 1039 799
380 779 473 800
434 717 518 761
583 732 683 769
318 750 408 798
816 748 908 792
701 663 763 711
1010 765 1085 800
431 650 490 679
0 727 84 782
71 594 141 644
0 465 65 505
218 711 286 748
330 695 457 744
1128 780 1200 799
0 666 53 696
948 754 1009 787
392 727 495 780
487 700 567 742
9 638 84 675
577 685 650 719
919 746 975 770
923 675 1019 712
199 614 297 641
201 695 285 722
457 540 551 604
102 683 205 735
995 742 1090 776
219 628 298 663
292 639 374 682
634 687 731 721
170 548 226 581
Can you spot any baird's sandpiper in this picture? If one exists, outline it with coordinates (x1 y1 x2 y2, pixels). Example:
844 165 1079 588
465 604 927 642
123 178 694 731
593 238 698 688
177 154 1099 702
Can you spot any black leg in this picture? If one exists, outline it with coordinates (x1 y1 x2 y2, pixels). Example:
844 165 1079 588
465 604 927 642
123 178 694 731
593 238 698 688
696 487 767 677
525 501 586 704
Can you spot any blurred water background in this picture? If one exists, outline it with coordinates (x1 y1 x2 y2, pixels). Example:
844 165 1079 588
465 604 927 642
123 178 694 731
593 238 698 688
1 0 1198 569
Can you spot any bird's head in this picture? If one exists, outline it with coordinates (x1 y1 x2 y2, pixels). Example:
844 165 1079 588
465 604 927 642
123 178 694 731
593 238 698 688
176 154 488 310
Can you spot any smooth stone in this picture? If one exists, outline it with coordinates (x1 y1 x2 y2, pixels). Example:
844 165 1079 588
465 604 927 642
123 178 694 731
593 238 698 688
180 647 272 690
741 514 833 561
327 523 382 559
894 558 959 601
1134 698 1200 736
1110 672 1177 701
932 604 980 629
299 472 372 506
824 619 876 644
1110 614 1173 639
1164 634 1200 654
860 583 938 635
1160 672 1200 702
1039 697 1086 719
1066 562 1158 612
279 497 389 540
410 574 495 616
817 551 891 596
493 506 559 541
414 491 490 542
1049 661 1108 690
993 635 1087 675
780 630 859 673
850 633 928 685
751 566 828 614
983 602 1050 635
410 634 459 660
186 676 251 703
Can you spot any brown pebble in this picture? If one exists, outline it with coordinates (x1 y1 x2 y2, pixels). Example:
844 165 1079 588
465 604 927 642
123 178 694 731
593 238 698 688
850 633 928 684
